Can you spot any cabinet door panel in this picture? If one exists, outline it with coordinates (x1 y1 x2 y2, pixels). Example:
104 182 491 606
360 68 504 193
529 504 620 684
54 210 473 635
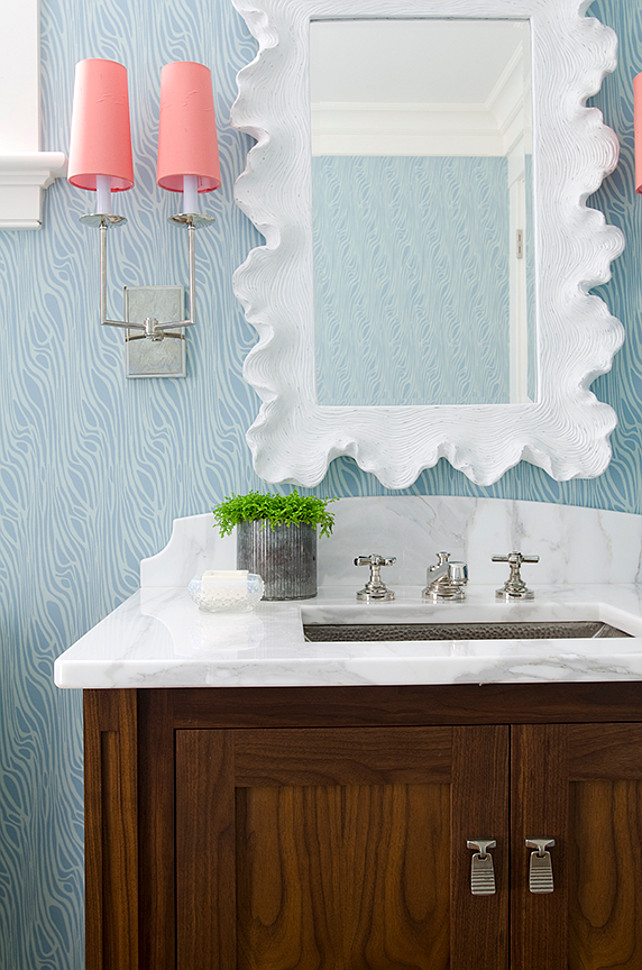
514 724 642 970
237 782 450 970
175 725 509 970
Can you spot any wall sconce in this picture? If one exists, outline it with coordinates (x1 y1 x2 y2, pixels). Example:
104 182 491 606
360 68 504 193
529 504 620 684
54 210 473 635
67 57 220 366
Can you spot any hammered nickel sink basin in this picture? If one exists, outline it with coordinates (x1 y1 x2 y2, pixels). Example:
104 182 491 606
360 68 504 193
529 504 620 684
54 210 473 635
303 620 632 643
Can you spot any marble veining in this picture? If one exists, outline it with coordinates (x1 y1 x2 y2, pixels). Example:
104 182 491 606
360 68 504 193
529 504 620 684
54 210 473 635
56 498 642 690
55 583 642 688
140 497 642 588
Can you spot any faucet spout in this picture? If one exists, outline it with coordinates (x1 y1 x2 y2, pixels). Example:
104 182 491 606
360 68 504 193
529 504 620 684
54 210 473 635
423 551 468 602
428 555 451 585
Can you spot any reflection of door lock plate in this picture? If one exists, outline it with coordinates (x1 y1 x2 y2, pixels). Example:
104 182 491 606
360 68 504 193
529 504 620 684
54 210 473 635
516 228 525 259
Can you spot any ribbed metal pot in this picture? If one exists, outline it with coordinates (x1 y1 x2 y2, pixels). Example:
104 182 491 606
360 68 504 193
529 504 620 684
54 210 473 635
236 521 317 601
236 519 317 600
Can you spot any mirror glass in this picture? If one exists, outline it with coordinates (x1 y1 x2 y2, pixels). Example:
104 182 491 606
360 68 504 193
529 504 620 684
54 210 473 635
310 18 535 406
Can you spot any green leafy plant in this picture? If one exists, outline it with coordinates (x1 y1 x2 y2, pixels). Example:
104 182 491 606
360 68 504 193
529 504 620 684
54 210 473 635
212 489 337 538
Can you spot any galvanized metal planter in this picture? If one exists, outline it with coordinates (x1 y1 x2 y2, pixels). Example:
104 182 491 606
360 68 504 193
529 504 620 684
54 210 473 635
236 520 317 601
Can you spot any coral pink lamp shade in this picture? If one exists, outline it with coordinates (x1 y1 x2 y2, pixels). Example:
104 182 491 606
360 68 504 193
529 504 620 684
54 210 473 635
67 58 134 191
156 61 221 193
635 72 642 194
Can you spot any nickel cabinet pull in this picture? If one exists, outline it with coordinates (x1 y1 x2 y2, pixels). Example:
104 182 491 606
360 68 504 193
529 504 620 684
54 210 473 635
525 838 555 893
467 840 497 895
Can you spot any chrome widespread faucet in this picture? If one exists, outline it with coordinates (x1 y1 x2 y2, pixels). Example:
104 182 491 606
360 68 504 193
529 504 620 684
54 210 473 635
423 551 468 602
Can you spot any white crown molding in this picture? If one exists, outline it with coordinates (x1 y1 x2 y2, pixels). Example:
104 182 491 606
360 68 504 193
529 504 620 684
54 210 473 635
231 0 625 488
0 152 68 229
0 3 67 229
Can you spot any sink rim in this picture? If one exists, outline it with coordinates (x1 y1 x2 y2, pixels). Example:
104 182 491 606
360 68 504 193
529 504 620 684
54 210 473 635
300 597 642 643
302 619 633 643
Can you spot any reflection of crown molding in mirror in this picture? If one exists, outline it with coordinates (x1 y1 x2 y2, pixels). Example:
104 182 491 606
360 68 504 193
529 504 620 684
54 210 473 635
310 98 518 156
230 0 625 488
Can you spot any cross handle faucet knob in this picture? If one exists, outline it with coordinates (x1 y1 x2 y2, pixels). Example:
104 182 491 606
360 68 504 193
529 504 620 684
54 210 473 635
492 551 540 600
354 554 396 569
492 552 540 565
354 554 396 602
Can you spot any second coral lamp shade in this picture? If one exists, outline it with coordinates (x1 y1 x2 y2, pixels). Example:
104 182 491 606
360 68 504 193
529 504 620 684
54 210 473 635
67 57 134 213
157 61 221 213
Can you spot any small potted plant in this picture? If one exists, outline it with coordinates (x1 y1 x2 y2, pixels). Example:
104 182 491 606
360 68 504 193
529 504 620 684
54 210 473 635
212 490 336 600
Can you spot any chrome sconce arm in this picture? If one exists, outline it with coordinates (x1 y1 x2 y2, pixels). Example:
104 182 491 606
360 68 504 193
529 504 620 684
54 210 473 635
81 210 214 342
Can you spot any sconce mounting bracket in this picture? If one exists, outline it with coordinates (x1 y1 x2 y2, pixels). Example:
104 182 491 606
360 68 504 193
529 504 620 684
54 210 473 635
124 285 186 379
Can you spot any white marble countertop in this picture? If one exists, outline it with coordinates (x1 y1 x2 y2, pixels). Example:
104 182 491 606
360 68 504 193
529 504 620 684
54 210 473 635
54 583 642 689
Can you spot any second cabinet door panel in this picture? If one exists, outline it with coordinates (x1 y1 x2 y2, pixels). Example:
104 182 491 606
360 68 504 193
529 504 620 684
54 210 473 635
513 723 642 970
175 725 509 970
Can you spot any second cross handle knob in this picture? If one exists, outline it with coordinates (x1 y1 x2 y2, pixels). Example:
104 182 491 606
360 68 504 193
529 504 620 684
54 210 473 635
492 551 540 600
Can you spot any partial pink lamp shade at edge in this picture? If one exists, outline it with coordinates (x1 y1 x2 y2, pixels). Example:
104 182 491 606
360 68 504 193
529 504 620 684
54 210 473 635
67 58 134 193
156 61 221 195
635 72 642 193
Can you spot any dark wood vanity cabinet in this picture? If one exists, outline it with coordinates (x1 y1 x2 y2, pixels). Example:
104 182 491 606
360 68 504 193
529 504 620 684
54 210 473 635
84 683 642 970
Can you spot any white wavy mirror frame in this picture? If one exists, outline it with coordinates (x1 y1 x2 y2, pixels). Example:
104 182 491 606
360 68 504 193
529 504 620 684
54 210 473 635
230 0 624 488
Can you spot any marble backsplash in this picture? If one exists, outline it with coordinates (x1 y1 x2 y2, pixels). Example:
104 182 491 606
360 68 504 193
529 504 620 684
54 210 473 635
141 497 642 589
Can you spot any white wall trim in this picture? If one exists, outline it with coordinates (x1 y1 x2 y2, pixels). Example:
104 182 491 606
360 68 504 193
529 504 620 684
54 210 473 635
0 2 67 228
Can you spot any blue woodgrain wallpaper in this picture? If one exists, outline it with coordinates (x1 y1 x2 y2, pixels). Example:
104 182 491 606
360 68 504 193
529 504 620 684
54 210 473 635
0 0 637 967
313 155 511 405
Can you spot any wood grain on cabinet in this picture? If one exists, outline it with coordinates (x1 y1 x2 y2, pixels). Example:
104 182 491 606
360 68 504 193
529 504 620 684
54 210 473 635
175 725 509 970
83 683 642 970
513 722 642 970
84 690 138 970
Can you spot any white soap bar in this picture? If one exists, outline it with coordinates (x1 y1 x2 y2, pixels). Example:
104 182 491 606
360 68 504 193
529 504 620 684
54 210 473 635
202 569 249 581
201 569 249 593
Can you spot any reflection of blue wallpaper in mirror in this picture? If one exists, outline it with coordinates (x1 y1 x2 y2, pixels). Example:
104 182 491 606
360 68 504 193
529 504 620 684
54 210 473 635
312 155 511 405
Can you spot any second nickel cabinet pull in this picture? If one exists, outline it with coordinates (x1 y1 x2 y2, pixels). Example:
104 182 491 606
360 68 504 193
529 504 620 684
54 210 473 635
467 840 497 895
525 838 555 893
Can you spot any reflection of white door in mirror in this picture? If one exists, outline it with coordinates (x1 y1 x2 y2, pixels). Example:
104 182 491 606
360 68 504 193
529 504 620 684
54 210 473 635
231 0 624 488
310 19 534 407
